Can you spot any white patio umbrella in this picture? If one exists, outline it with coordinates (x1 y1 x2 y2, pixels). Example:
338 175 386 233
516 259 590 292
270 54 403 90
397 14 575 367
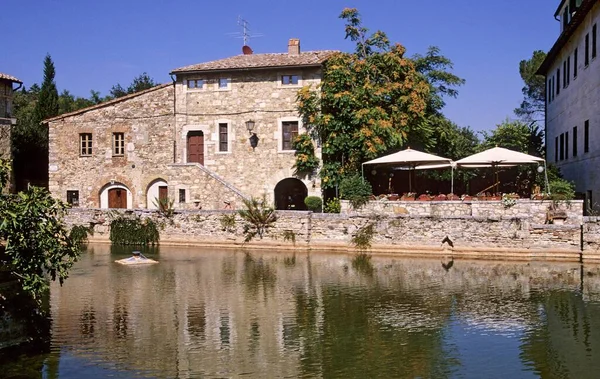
362 147 453 193
455 147 547 194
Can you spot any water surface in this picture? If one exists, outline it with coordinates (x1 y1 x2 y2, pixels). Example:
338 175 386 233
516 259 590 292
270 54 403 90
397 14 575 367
3 244 600 378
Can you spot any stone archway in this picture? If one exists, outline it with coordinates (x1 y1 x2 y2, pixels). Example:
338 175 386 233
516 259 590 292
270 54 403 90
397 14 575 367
274 178 308 210
99 182 132 209
146 178 168 209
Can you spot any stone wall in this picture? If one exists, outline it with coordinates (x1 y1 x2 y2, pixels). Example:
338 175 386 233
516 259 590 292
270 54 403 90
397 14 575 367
342 199 584 225
64 205 600 262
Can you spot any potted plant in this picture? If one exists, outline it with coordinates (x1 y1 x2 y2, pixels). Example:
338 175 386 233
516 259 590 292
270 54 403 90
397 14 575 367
434 193 447 201
447 193 460 201
418 194 432 201
401 192 416 201
462 194 473 201
388 193 400 201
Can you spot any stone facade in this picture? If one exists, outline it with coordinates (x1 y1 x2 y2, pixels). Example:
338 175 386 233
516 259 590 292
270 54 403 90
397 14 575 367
539 0 600 209
0 73 22 191
46 40 329 211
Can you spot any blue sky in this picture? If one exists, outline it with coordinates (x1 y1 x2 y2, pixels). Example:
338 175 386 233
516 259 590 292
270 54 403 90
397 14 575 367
1 0 558 132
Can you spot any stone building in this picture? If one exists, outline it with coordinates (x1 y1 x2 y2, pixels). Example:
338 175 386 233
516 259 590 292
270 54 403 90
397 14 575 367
537 0 600 211
0 72 23 190
46 39 334 210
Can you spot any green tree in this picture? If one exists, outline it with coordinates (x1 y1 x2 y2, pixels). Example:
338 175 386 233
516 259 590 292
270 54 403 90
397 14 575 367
12 55 60 189
109 72 157 99
34 54 59 124
0 159 81 304
480 119 546 195
297 8 431 189
481 119 544 157
515 50 547 122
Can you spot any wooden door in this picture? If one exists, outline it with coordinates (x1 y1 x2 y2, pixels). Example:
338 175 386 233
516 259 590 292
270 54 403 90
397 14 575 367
158 186 168 210
187 131 204 165
158 186 168 201
108 188 127 208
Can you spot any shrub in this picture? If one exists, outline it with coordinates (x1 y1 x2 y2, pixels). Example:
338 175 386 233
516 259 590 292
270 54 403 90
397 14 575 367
153 197 175 218
339 174 372 209
549 179 575 201
238 196 277 242
282 230 296 245
324 197 341 213
69 225 93 247
351 222 376 252
304 196 322 212
219 213 236 232
110 216 159 245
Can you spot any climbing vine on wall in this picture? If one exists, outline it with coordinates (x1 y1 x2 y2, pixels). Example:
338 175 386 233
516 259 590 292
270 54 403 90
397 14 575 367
109 216 159 245
292 133 320 176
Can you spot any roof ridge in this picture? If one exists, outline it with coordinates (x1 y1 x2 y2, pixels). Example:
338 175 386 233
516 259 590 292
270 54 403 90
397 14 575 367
43 83 171 123
171 50 338 74
0 72 22 83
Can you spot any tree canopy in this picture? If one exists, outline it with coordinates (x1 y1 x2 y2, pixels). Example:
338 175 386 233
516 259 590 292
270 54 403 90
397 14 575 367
0 159 81 304
515 50 547 122
109 72 157 98
297 8 464 189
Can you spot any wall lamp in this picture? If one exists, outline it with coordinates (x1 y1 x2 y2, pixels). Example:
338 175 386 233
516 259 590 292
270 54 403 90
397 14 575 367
246 120 259 149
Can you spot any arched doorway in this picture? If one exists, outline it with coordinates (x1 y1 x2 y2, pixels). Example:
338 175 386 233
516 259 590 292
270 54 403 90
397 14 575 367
146 179 168 209
274 178 308 210
99 183 132 209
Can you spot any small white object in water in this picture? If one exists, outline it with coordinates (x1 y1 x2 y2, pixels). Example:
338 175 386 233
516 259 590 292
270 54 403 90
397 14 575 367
115 251 158 265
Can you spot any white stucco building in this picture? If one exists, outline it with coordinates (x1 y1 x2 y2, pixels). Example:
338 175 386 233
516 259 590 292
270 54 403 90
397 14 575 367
538 0 600 211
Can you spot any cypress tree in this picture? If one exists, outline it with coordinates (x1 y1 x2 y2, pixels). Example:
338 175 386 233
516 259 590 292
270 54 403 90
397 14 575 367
34 54 59 129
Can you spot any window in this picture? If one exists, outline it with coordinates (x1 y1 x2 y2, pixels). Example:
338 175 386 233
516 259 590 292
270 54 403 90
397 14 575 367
67 190 79 206
563 61 567 88
565 131 569 158
80 133 92 156
560 133 565 161
593 24 597 59
281 75 299 85
587 190 593 214
574 48 578 77
112 132 125 156
218 123 228 152
573 126 578 156
551 76 555 101
218 78 229 89
554 136 558 162
282 121 298 151
547 79 551 103
556 68 560 95
187 79 204 89
568 57 572 83
584 120 590 153
178 189 186 203
585 33 590 66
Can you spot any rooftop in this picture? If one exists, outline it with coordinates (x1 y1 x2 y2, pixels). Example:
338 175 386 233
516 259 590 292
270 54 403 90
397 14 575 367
0 72 22 83
170 50 337 74
537 0 597 75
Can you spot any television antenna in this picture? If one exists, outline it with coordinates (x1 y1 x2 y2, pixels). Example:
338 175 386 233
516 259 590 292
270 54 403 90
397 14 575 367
226 16 264 47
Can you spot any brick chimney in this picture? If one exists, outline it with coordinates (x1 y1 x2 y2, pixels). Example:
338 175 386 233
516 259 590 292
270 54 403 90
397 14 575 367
288 38 300 56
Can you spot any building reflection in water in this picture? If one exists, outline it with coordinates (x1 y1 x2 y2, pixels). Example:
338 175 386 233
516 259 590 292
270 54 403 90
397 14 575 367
36 244 600 378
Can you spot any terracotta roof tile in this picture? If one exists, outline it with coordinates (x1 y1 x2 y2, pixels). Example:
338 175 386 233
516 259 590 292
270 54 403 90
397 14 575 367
0 72 22 83
171 50 338 74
